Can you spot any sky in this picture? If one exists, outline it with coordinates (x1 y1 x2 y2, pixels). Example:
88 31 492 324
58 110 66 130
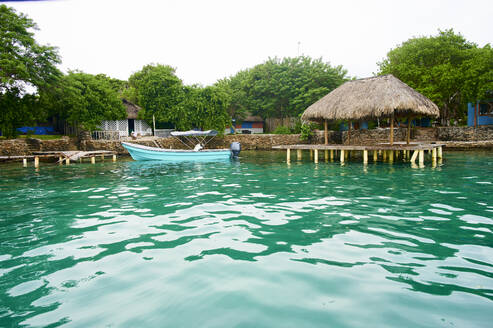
4 0 493 86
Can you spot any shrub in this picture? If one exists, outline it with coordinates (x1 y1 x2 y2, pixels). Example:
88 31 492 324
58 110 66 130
273 126 291 134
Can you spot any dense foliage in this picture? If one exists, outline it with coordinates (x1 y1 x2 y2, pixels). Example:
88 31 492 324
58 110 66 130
378 29 493 125
41 72 126 131
0 5 61 137
221 56 348 122
127 64 184 123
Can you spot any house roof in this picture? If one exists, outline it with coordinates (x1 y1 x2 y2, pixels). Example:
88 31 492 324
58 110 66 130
123 99 141 119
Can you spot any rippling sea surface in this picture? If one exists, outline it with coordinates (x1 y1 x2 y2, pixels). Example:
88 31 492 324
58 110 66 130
1 151 492 327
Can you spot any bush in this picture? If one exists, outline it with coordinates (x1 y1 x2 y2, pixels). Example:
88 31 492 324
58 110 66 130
300 123 316 141
273 126 291 134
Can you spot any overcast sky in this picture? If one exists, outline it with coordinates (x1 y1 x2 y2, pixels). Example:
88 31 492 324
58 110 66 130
5 0 493 85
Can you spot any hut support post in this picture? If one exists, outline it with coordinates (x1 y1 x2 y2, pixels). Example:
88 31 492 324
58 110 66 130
406 117 412 145
324 150 328 162
340 150 345 163
297 149 302 161
363 150 368 164
347 121 352 144
330 149 334 160
438 147 443 159
314 149 318 163
432 148 437 162
286 148 291 163
390 112 394 145
419 150 424 165
324 120 328 145
373 150 378 162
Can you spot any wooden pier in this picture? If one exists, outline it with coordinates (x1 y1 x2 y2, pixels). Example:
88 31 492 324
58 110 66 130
273 143 444 166
0 150 117 168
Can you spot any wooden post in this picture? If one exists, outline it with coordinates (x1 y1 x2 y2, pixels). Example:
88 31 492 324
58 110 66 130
389 150 394 163
324 149 328 162
79 157 83 163
112 154 117 162
324 120 328 145
438 146 443 159
363 150 368 164
432 148 437 162
310 149 313 160
34 156 39 168
340 149 345 163
101 154 105 162
347 121 352 144
297 149 302 161
23 158 27 167
383 150 387 161
286 148 291 163
58 156 63 164
390 112 394 145
373 150 378 162
330 149 334 161
410 150 419 164
91 156 95 164
314 149 318 163
419 150 424 165
66 158 70 165
406 117 412 145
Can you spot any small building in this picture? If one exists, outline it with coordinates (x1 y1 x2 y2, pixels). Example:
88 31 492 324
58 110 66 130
99 99 152 137
226 115 264 134
468 100 493 126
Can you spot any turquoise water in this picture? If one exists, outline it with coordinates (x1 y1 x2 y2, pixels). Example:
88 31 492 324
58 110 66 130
1 151 492 327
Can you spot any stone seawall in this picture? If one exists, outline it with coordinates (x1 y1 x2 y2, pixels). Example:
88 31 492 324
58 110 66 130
1 126 493 157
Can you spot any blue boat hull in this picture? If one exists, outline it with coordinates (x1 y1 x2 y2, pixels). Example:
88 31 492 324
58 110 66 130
122 142 231 162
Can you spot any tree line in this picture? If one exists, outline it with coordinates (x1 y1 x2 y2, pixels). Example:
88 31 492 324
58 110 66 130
1 5 492 138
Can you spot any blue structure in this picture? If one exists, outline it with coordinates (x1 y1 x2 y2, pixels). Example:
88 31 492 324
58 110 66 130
17 126 55 135
468 101 493 126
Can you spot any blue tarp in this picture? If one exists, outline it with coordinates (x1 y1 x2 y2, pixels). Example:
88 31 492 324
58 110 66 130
17 126 55 135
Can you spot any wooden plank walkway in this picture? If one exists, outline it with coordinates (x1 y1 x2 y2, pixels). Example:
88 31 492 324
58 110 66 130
0 150 117 168
273 143 444 166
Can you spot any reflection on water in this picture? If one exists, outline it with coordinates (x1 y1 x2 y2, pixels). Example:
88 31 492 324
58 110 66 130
1 151 492 327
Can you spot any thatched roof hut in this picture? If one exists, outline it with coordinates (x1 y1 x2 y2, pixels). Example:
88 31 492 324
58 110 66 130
123 99 141 119
301 74 439 144
302 74 439 122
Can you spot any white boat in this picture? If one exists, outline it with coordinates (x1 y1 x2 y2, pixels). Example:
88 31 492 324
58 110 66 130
122 130 241 162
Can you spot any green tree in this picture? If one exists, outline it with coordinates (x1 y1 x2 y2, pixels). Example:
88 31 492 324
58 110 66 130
41 71 126 131
127 64 184 123
378 29 493 125
215 70 251 130
0 5 61 137
179 85 231 132
236 56 348 120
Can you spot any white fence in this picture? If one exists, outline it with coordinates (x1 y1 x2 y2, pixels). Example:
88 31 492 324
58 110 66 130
92 130 120 140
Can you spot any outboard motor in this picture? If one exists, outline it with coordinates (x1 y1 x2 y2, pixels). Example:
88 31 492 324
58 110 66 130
230 142 241 158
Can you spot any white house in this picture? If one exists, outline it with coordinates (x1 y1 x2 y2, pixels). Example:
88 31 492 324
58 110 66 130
99 99 152 137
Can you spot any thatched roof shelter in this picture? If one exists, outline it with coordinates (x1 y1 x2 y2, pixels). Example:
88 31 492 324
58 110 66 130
301 74 439 144
123 99 141 119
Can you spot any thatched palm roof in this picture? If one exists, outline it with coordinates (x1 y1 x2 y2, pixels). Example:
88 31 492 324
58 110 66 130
123 99 141 119
301 74 439 122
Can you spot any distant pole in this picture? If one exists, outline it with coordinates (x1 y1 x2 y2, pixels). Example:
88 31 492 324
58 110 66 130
153 115 156 136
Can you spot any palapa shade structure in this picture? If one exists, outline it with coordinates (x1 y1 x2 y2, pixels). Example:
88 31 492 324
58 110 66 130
301 74 439 145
